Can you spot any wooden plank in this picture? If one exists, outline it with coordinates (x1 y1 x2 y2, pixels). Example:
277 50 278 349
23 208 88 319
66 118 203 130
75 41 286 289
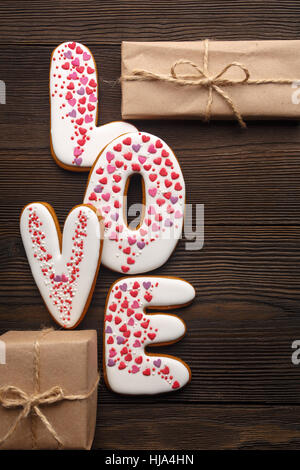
0 147 300 225
1 225 299 403
0 44 300 225
1 0 300 450
94 403 300 449
0 1 300 44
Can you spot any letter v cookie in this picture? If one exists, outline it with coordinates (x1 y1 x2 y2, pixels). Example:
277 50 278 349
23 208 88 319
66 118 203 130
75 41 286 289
20 203 103 329
50 41 137 170
104 276 195 395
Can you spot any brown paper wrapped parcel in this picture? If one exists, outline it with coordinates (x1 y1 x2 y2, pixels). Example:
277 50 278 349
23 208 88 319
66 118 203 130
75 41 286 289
0 330 98 450
121 40 300 124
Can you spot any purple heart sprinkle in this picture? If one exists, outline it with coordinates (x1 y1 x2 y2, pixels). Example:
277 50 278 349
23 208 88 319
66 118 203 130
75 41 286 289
132 144 141 153
64 51 72 59
69 109 76 118
94 185 103 193
107 359 115 367
111 213 119 221
143 281 151 290
54 275 61 282
74 157 82 166
164 219 173 227
117 336 125 345
120 283 127 292
77 87 85 95
105 326 113 334
137 241 145 250
170 196 178 204
153 359 161 368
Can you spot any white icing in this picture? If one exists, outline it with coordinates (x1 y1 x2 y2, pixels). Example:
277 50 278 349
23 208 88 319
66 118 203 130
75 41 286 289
20 203 102 328
50 41 137 168
104 277 195 395
84 132 185 274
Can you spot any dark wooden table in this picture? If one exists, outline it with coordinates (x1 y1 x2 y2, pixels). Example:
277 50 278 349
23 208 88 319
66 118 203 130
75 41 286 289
0 0 300 450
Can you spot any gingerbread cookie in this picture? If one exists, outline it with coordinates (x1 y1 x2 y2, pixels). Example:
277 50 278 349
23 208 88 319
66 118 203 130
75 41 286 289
84 132 185 274
103 276 195 395
50 41 137 170
20 203 103 329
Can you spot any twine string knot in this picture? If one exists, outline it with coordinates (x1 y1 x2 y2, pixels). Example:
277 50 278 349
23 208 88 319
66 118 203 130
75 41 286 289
0 329 99 449
122 39 299 128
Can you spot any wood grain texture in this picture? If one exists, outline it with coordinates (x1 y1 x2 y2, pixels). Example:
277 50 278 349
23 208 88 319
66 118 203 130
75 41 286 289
0 1 300 44
0 0 300 450
94 404 300 449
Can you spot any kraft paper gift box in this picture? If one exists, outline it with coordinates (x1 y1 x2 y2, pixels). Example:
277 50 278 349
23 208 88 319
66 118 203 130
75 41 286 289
121 40 300 125
0 329 98 450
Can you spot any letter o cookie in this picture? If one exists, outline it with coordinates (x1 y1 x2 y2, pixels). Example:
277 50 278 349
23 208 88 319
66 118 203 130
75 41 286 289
84 132 185 274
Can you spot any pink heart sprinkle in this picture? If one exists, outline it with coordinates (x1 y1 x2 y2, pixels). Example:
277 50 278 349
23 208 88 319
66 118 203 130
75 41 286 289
106 152 115 162
74 147 83 157
132 300 139 309
148 188 157 197
89 94 97 102
102 193 110 202
148 144 156 154
148 205 155 215
138 155 146 164
68 98 76 107
80 76 88 85
175 210 183 218
152 223 160 232
128 318 134 326
83 52 91 61
85 115 93 123
107 165 115 174
103 206 111 213
133 340 141 348
128 236 136 245
72 58 80 67
132 365 140 373
109 231 118 241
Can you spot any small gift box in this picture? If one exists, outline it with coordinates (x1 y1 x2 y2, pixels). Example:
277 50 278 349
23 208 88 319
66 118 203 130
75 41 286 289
0 329 98 450
121 40 300 127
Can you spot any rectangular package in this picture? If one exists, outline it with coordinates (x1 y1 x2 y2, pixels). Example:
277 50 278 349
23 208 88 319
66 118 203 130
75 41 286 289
121 40 300 122
0 329 98 450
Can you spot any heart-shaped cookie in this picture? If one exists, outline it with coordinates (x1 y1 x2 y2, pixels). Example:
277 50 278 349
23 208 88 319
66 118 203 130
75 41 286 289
20 202 103 328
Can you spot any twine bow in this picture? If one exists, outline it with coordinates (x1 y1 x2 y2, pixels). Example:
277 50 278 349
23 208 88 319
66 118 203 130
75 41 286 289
122 39 299 128
0 329 99 449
